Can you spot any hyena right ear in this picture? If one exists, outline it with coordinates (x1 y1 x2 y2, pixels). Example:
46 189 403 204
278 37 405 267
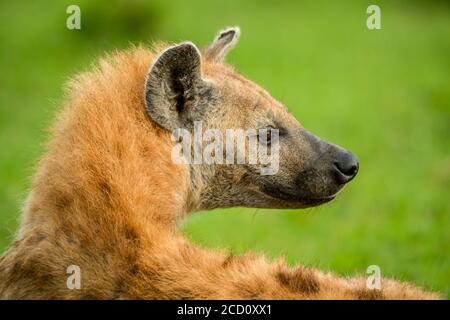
203 27 240 62
145 42 213 131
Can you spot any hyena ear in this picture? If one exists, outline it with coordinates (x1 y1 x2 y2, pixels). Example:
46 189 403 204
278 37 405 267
145 42 213 131
203 27 240 62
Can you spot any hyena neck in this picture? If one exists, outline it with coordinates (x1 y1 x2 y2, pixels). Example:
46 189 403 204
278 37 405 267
20 47 195 239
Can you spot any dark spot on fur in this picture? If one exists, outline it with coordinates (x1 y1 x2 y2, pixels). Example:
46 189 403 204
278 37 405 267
172 288 196 300
111 279 125 299
81 292 100 300
35 233 46 242
129 263 139 276
235 283 264 299
222 253 234 268
54 193 73 211
12 259 24 273
276 267 320 294
355 288 384 300
99 181 112 196
123 225 139 242
26 232 46 245
96 178 115 209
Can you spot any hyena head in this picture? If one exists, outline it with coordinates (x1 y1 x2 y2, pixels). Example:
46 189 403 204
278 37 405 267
145 27 358 211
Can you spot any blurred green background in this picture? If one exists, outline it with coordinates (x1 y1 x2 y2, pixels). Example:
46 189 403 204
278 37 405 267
0 0 449 297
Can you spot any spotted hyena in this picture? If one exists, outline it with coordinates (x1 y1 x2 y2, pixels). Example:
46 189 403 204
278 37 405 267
0 28 439 299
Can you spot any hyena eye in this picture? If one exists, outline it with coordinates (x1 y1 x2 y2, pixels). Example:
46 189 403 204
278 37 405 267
258 126 277 147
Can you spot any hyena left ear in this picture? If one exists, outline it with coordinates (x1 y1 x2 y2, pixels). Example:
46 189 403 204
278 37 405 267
203 27 240 62
145 42 214 131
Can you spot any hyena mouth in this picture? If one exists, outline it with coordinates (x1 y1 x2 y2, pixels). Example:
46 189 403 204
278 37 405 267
260 185 337 206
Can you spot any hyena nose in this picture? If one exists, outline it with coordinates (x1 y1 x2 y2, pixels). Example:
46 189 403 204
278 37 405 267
333 151 359 183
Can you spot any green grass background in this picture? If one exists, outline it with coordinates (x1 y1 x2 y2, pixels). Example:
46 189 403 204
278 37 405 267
0 0 449 297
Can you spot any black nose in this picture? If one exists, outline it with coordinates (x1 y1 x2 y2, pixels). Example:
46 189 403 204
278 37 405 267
333 151 359 183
